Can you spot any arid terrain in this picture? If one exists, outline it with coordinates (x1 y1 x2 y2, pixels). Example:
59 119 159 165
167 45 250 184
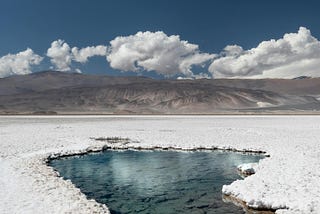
1 71 320 114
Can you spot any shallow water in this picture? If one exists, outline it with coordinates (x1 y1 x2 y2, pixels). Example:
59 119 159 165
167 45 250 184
50 150 263 214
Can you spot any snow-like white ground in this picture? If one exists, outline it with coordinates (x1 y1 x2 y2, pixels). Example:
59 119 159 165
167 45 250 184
0 116 319 213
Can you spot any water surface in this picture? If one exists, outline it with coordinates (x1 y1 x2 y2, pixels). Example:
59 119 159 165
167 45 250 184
50 150 263 213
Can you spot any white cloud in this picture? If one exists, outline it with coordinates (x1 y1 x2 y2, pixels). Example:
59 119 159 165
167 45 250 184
71 45 107 63
0 48 43 78
209 27 320 79
222 45 244 57
4 27 320 79
177 72 210 80
47 40 107 71
107 31 214 77
47 40 72 71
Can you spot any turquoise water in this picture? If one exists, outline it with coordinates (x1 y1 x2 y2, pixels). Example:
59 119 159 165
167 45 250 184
49 150 263 213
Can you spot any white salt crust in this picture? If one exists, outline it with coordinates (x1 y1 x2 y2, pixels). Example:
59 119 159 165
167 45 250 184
0 115 319 213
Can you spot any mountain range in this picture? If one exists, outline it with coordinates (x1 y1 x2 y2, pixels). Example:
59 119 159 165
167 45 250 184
1 71 320 114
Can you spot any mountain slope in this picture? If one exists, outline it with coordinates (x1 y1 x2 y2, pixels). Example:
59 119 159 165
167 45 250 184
0 71 319 114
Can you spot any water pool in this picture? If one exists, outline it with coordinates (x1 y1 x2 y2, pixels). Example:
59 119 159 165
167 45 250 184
49 150 263 213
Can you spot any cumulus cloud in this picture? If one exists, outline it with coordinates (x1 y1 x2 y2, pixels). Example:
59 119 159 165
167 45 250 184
107 31 214 77
47 40 72 71
47 40 107 71
4 27 320 79
71 45 107 63
209 27 320 78
0 48 43 78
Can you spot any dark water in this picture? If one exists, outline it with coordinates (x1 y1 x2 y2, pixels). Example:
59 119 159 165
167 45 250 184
49 150 263 214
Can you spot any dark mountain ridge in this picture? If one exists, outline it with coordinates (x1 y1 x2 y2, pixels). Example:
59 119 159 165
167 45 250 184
0 71 320 114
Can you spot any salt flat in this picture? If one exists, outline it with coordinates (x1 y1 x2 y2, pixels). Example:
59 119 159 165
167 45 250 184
0 116 319 213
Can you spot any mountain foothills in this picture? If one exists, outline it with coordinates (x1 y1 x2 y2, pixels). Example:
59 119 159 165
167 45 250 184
0 71 320 114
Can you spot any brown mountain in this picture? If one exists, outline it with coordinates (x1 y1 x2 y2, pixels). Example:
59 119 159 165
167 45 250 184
0 71 320 114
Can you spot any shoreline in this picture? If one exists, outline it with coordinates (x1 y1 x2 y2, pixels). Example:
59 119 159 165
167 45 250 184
45 143 270 213
223 195 276 214
2 112 320 116
47 145 267 160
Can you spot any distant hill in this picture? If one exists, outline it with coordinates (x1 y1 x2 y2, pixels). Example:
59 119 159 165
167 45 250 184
0 71 320 114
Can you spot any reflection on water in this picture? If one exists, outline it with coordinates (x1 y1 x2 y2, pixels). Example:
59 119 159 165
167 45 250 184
50 150 263 214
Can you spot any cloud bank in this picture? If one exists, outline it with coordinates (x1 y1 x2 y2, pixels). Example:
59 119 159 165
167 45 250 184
47 40 107 71
1 27 320 79
209 27 320 79
0 48 43 78
107 31 214 77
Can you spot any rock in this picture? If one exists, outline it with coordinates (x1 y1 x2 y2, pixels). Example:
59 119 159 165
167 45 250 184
237 163 258 176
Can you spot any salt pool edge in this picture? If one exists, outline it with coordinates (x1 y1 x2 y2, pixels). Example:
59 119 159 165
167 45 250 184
45 140 272 213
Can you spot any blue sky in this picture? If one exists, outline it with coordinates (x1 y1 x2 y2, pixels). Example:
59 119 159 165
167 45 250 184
1 0 320 78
